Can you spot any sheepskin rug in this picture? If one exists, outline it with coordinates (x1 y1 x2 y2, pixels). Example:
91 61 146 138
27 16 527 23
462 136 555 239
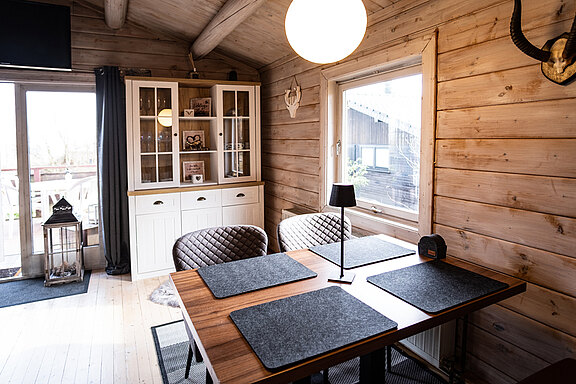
149 280 180 307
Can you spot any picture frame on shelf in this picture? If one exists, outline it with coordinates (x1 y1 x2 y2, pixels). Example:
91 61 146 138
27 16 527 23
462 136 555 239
190 97 211 117
183 160 205 182
183 130 205 151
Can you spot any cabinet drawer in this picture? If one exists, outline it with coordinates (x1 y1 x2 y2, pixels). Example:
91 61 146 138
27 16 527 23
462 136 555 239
181 189 222 210
135 193 180 215
222 186 259 206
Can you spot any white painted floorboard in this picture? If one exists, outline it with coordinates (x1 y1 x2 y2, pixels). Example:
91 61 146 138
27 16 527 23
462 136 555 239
0 270 182 384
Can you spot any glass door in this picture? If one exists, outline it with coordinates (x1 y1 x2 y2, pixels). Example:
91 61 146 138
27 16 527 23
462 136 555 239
0 83 21 278
0 83 98 278
219 86 256 183
133 82 178 189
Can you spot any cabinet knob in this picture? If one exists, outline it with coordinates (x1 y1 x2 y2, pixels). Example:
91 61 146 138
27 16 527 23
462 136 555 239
197 197 206 201
153 200 164 205
174 133 178 136
236 193 245 198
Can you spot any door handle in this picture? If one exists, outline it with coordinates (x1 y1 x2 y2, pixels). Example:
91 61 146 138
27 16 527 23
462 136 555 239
153 200 164 205
197 197 206 201
236 193 245 198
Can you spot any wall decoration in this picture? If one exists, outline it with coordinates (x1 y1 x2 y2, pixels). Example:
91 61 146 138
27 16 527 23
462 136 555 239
510 0 576 85
183 160 205 182
190 97 212 116
284 77 301 118
183 130 205 151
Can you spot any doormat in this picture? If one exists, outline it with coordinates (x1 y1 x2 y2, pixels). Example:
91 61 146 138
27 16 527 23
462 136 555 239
0 270 91 308
152 320 447 384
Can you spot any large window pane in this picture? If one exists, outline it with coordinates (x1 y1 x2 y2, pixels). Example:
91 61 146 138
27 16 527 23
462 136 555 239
343 73 422 214
26 91 97 254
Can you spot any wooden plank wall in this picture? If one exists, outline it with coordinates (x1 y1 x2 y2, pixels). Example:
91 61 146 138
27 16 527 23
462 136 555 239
0 0 259 82
259 0 576 382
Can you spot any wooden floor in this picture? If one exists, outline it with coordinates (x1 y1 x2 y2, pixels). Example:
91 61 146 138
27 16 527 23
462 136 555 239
0 270 182 384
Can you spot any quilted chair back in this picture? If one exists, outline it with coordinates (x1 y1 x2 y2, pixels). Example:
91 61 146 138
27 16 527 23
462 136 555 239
172 225 268 271
277 212 352 253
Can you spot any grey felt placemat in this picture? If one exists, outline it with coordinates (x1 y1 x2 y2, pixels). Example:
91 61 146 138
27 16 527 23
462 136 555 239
197 253 317 298
367 260 509 314
310 236 415 269
230 286 398 371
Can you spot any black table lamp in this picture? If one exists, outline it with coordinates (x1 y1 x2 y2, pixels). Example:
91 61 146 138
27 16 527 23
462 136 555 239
328 183 356 283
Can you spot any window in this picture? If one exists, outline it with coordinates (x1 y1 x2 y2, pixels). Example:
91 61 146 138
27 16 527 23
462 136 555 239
340 68 422 221
321 34 436 238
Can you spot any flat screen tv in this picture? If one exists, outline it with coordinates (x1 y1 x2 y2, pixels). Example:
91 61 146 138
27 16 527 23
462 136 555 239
0 0 71 71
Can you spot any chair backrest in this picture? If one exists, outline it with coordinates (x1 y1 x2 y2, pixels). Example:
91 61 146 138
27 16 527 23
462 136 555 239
172 225 268 271
277 212 352 252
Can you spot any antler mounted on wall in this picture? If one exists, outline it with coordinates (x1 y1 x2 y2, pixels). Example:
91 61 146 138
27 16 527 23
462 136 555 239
284 77 302 118
510 0 576 85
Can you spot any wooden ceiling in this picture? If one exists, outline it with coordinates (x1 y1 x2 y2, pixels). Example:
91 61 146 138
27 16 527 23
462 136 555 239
81 0 396 70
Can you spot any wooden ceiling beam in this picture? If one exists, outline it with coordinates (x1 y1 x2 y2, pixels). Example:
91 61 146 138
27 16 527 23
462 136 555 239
104 0 129 30
191 0 266 59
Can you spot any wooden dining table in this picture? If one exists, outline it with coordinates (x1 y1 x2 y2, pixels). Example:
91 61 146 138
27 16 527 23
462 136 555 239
170 236 526 384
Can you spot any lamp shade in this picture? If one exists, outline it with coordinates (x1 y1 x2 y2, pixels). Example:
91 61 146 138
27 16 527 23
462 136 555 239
329 183 356 208
285 0 367 64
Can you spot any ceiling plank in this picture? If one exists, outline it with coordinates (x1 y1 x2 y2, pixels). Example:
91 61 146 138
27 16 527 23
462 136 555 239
191 0 266 59
105 0 129 29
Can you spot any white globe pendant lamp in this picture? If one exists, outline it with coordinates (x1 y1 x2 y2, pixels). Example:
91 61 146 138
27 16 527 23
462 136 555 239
285 0 367 64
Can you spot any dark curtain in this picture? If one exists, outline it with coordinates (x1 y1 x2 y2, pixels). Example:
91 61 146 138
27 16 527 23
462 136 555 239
95 66 130 275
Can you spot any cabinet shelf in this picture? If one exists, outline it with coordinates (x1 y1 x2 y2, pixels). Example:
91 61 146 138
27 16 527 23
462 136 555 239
179 116 216 121
180 150 217 154
180 180 218 187
140 151 174 155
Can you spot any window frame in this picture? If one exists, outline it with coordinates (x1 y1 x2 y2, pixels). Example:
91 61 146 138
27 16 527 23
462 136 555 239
338 65 423 223
319 33 437 241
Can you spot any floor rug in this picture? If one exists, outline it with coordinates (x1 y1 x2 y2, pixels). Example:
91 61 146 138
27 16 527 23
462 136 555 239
150 280 180 308
152 320 447 384
0 270 91 308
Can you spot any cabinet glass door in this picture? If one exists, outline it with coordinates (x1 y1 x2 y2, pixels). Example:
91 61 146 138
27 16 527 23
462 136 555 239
136 84 177 187
222 90 254 181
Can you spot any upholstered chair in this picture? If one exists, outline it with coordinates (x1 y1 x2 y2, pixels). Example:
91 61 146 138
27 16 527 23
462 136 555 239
277 212 352 252
172 225 268 381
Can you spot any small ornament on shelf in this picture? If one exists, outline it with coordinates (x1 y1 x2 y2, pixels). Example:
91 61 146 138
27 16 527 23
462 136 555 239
183 130 204 151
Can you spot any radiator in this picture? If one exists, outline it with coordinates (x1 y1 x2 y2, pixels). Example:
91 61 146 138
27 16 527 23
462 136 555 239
399 321 455 371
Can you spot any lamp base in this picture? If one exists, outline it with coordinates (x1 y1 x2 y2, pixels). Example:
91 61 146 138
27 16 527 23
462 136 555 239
328 270 355 284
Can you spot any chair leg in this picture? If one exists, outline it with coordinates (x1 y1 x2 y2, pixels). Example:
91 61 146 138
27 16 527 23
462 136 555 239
194 339 203 362
386 345 392 372
206 368 214 384
185 345 193 379
323 367 329 384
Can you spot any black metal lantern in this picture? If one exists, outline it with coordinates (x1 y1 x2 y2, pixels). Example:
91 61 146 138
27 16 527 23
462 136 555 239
42 198 84 286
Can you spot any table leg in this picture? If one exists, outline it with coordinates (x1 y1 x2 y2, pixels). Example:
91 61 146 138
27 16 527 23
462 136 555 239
449 315 469 384
293 376 312 384
360 348 386 383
